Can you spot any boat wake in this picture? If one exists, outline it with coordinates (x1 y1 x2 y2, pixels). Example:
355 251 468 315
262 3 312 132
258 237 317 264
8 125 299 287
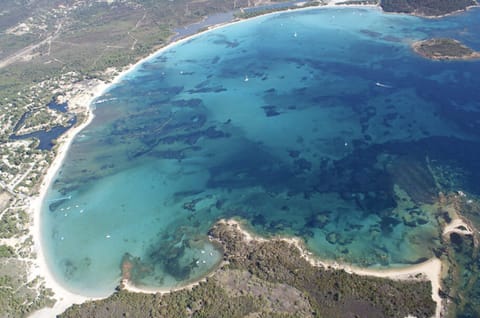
375 82 393 88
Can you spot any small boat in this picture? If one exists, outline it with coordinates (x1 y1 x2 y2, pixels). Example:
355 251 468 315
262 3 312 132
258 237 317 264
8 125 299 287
375 82 393 88
244 75 249 82
293 32 297 38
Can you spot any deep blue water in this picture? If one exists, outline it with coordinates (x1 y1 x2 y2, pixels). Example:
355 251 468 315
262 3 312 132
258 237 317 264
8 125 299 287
10 99 72 150
47 99 68 113
11 117 76 150
41 6 480 298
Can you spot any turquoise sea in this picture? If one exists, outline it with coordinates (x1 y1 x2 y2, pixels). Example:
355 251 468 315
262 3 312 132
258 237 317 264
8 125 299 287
41 5 480 306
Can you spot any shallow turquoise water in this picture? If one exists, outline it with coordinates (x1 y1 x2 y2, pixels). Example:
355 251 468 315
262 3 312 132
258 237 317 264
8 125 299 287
42 7 480 297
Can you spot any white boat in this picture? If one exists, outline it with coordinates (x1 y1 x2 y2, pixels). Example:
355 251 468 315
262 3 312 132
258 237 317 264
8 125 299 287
375 82 393 88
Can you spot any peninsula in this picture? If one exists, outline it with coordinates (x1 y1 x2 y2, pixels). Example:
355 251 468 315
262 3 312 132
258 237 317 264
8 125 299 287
60 220 437 318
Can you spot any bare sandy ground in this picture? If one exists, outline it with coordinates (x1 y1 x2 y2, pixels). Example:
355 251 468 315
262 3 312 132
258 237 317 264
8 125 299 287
443 217 474 237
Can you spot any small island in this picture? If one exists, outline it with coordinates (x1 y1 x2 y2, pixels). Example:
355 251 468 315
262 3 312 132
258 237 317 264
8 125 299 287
412 38 480 61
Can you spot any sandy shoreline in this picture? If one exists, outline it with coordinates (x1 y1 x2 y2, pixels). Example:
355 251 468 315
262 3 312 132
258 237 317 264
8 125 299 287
28 3 452 317
120 265 222 296
29 80 110 318
28 10 281 317
223 219 443 318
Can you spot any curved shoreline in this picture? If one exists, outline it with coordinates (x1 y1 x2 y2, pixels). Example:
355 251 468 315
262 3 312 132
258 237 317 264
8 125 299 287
29 9 303 317
223 219 443 318
117 218 444 317
29 3 456 317
30 81 110 318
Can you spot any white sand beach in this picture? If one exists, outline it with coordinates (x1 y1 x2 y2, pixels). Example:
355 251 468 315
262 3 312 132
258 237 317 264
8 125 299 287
29 81 109 318
222 219 443 318
121 271 218 296
27 3 451 317
27 13 271 317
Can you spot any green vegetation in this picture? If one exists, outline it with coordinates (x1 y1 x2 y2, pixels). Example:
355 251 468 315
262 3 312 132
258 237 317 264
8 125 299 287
442 233 480 318
235 1 322 19
0 245 15 258
380 0 477 16
1 1 479 317
0 209 29 239
0 259 55 318
60 220 435 318
0 1 316 317
437 196 480 318
412 38 480 60
63 279 274 318
211 222 436 318
0 0 248 143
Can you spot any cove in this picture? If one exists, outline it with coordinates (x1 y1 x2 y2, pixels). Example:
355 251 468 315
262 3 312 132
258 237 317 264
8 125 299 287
41 6 480 296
